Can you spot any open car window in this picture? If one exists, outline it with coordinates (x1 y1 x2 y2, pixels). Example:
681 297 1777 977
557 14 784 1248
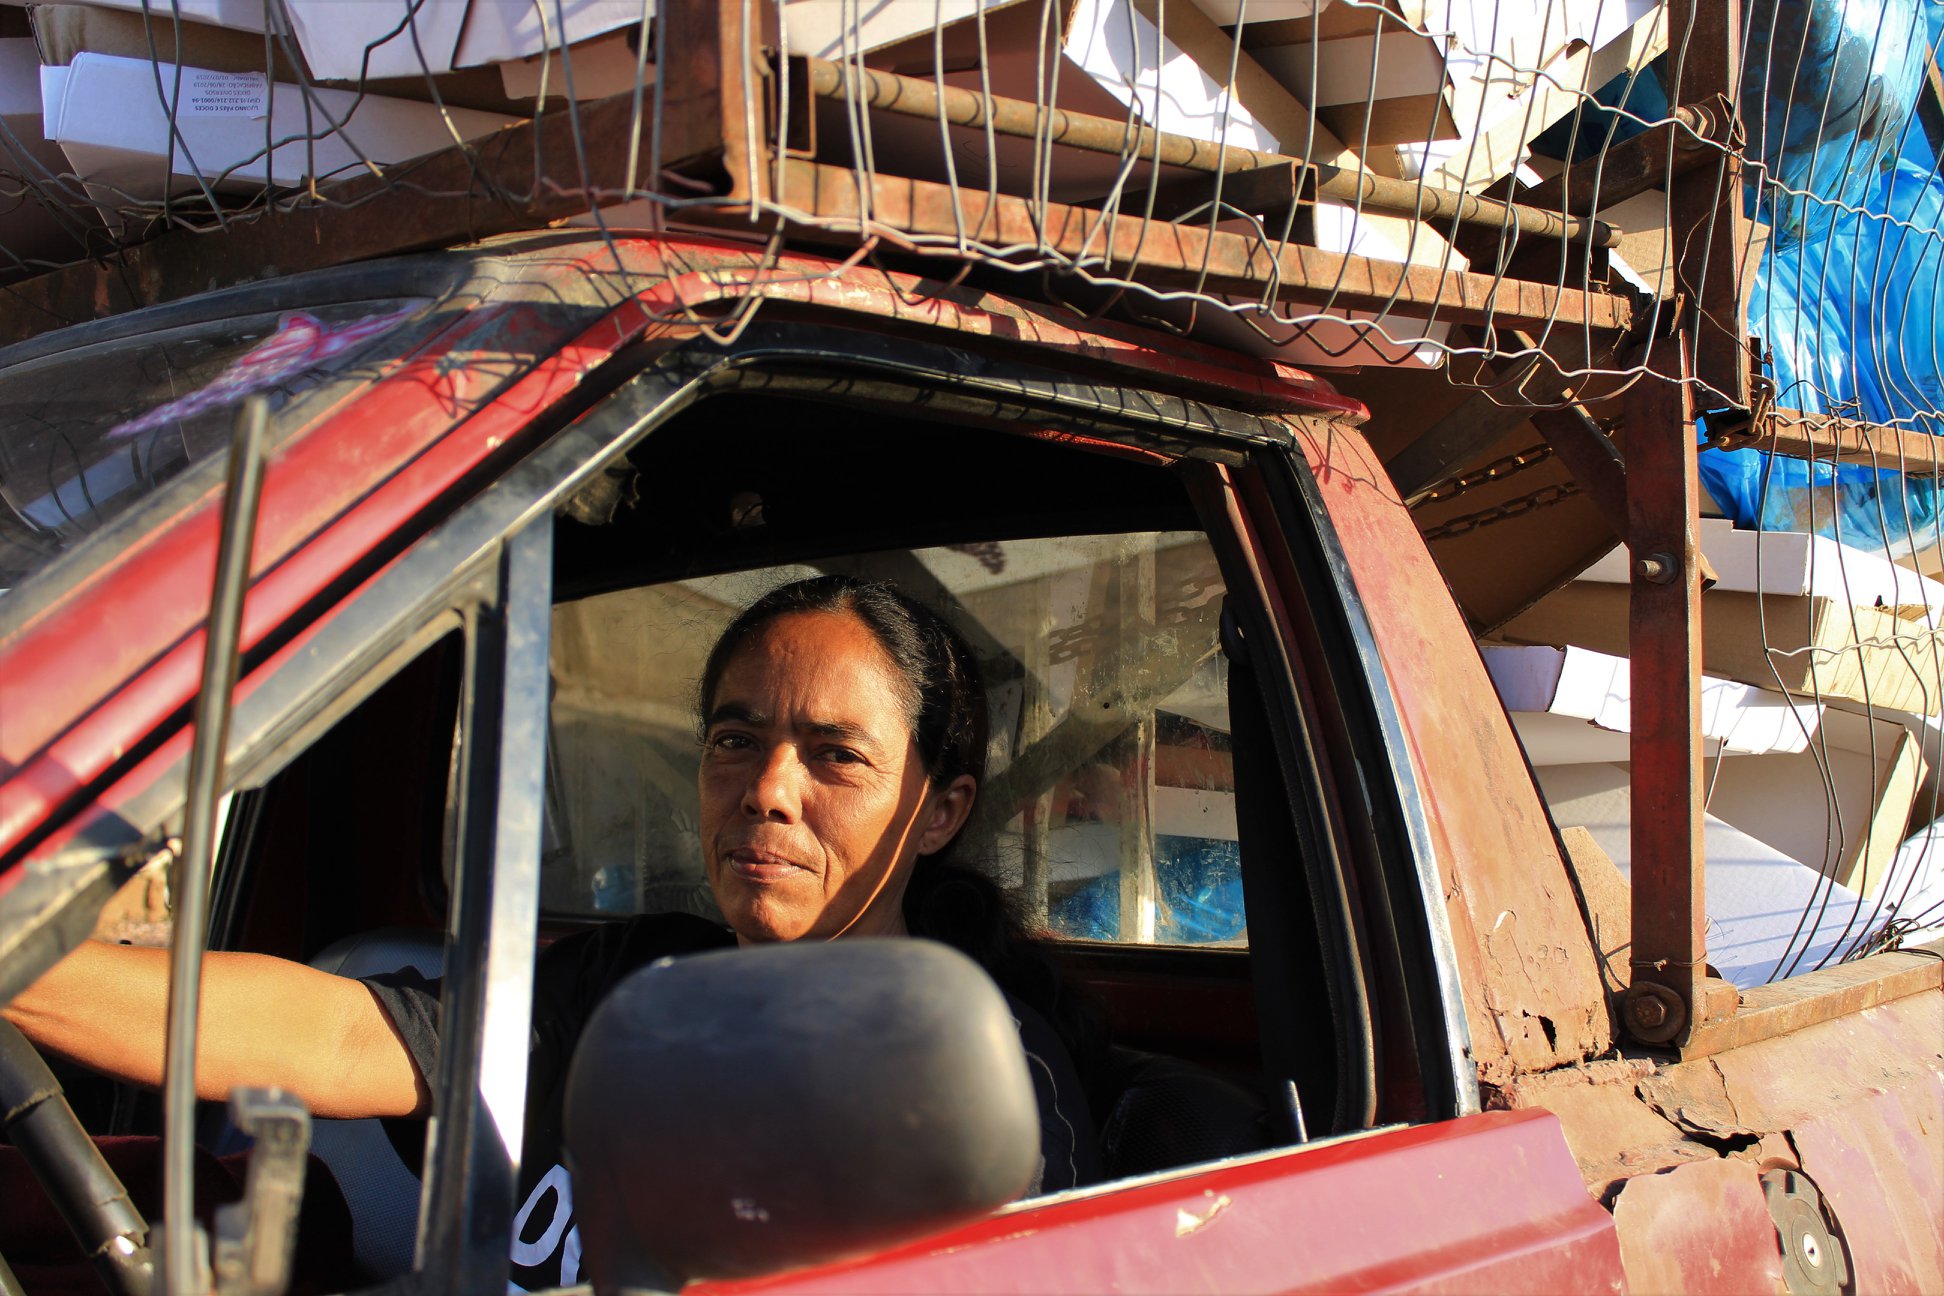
545 531 1238 948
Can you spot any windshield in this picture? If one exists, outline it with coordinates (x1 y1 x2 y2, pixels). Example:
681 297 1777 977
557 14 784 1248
0 299 428 603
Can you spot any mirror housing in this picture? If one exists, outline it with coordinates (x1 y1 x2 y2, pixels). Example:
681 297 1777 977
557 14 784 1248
563 938 1041 1290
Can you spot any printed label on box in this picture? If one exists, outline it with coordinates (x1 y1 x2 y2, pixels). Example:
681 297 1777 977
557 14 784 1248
179 68 269 118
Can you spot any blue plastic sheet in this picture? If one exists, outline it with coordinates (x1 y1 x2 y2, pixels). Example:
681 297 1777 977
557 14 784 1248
1047 837 1246 944
1696 0 1944 550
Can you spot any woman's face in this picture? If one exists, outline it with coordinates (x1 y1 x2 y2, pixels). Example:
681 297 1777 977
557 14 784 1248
699 609 976 944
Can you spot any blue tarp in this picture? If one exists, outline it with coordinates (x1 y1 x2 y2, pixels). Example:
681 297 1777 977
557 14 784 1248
1696 0 1944 550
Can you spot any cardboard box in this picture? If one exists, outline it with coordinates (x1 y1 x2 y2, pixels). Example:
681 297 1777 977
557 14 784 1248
851 0 1258 207
784 0 1025 61
41 51 516 209
1484 642 1820 764
1243 1 1457 148
1705 708 1928 900
1501 580 1944 718
26 2 534 113
497 29 642 101
1393 0 1664 190
9 0 270 32
1515 523 1944 717
1580 518 1944 611
281 0 646 84
0 36 99 271
1537 761 1875 987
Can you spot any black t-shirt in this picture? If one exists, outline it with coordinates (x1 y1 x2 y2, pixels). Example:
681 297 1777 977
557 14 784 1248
364 914 1098 1292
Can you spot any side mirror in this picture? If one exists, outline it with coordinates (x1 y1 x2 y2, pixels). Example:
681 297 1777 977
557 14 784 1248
563 938 1041 1290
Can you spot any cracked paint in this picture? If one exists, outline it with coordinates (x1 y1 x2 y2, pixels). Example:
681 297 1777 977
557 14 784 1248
1173 1193 1232 1238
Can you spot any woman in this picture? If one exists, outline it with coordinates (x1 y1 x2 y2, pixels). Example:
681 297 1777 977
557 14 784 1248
5 576 1100 1287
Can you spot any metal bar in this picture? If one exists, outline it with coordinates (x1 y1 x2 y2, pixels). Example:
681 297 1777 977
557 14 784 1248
160 396 267 1296
1530 406 1630 537
1680 937 1944 1059
1668 1 1752 409
803 57 1619 249
1117 546 1159 944
0 1020 151 1295
1019 582 1054 929
1714 408 1944 477
661 0 765 207
1387 327 1622 503
417 518 552 1292
1623 335 1709 1047
1515 102 1727 219
770 160 1637 332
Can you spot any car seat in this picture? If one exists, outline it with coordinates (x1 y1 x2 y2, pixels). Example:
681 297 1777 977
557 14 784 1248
305 927 445 1281
1095 1047 1276 1179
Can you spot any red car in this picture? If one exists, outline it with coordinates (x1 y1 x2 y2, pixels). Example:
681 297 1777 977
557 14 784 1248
0 232 1937 1295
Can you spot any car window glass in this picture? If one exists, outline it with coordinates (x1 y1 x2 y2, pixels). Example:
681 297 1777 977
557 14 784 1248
0 299 427 603
546 531 1239 946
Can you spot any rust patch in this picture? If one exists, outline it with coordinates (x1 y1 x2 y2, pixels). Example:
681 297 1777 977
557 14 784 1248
1291 417 1614 1076
1790 1075 1944 1294
1641 994 1942 1137
1637 1059 1761 1147
1489 1059 1714 1198
1612 1159 1787 1296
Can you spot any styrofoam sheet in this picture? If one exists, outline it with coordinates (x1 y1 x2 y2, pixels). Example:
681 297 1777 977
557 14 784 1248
1537 761 1878 987
1485 643 1819 759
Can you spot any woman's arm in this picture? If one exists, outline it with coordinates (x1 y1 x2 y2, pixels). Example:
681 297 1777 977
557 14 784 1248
2 941 428 1119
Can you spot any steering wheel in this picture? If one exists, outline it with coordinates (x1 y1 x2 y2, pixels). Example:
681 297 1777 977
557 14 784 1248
0 1018 153 1296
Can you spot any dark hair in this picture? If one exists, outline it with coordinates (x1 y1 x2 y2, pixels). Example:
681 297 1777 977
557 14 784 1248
698 575 988 813
698 575 1107 1101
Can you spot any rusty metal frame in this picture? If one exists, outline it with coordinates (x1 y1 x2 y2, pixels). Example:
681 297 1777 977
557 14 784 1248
0 0 1643 346
1622 331 1738 1048
797 56 1617 248
1714 408 1944 477
761 160 1634 330
1667 0 1753 412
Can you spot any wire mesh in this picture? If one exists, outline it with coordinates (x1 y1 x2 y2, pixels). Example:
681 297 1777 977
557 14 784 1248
0 0 1941 982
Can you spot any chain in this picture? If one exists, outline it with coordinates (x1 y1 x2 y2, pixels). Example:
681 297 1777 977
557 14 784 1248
1420 481 1585 541
1413 442 1557 506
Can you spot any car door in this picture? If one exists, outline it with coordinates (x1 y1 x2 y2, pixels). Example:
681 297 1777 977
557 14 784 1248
498 335 1631 1294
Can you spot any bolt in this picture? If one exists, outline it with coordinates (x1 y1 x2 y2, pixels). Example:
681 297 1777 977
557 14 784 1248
1800 1234 1823 1268
1633 552 1678 584
1627 995 1669 1030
